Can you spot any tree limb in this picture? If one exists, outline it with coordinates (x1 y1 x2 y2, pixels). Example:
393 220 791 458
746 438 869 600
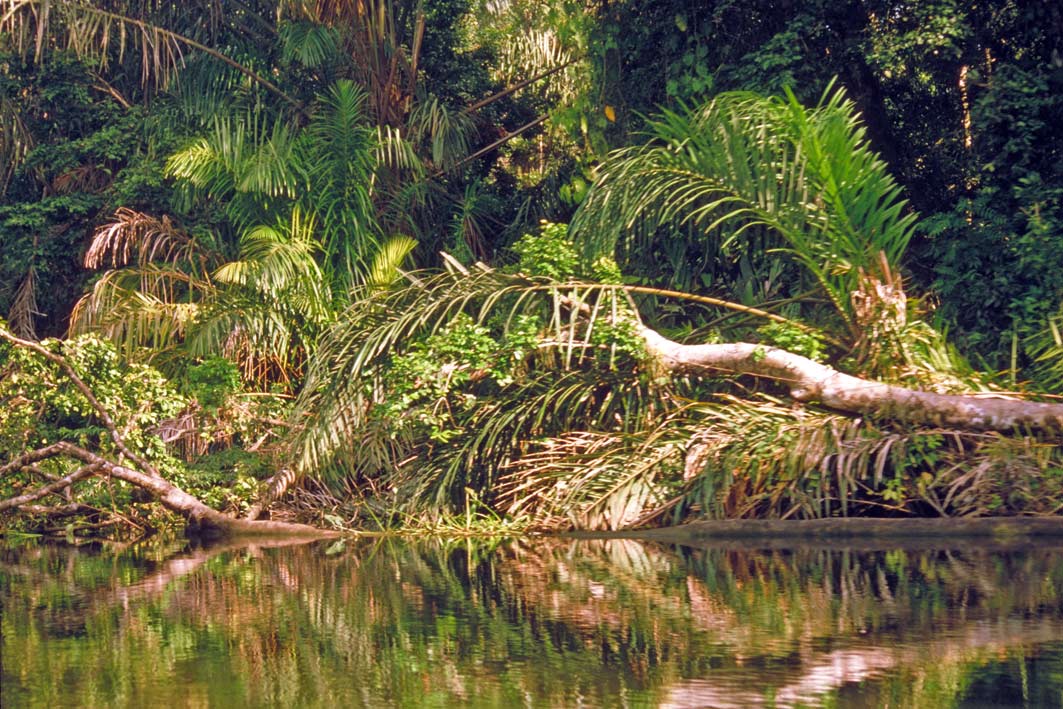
0 463 100 511
0 327 161 477
0 441 336 537
641 328 1063 434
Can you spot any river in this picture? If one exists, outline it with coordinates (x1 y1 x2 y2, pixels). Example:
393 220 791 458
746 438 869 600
2 536 1062 707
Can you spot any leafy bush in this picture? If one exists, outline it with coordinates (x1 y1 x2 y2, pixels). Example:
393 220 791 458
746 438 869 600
756 321 826 363
0 334 186 459
510 221 578 280
181 356 241 410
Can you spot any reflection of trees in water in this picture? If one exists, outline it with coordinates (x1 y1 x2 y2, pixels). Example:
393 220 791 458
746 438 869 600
2 539 1063 707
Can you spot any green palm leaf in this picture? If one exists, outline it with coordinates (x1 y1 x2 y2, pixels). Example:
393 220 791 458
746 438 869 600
571 83 919 337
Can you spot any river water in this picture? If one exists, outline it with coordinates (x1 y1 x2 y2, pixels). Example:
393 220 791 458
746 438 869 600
2 536 1062 707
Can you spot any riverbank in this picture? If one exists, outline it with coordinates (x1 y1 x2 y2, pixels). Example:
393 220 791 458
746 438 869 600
574 516 1063 547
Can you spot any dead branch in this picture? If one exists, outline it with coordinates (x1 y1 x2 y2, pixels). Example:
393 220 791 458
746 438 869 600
0 463 101 511
0 440 335 537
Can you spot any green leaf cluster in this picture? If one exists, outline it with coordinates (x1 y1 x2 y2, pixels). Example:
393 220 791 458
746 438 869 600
510 221 579 281
756 321 825 363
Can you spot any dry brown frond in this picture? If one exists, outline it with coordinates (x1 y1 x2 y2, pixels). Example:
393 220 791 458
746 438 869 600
498 427 684 531
0 1 183 91
0 96 35 195
52 164 113 195
85 208 201 270
851 251 909 374
7 267 42 340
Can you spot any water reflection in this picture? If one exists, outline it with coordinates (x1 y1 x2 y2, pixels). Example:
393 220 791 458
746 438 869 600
2 536 1062 708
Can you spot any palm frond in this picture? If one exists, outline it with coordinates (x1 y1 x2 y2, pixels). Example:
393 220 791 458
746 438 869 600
496 410 689 530
0 95 34 195
1 0 302 108
278 19 341 68
68 265 206 357
289 267 671 508
571 84 919 338
299 79 381 287
214 209 331 319
364 234 417 289
448 180 495 262
166 113 300 230
374 124 424 174
407 97 476 170
85 208 216 273
7 266 41 340
1029 308 1063 391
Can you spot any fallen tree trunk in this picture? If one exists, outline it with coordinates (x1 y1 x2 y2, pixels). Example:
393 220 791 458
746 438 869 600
0 442 335 537
0 327 337 538
640 328 1063 434
242 321 1063 518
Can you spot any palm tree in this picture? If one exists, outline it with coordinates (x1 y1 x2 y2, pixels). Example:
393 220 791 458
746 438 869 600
6 0 576 348
71 79 416 384
570 83 919 364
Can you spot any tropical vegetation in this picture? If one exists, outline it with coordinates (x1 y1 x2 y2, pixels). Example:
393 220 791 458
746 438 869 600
1 0 1062 538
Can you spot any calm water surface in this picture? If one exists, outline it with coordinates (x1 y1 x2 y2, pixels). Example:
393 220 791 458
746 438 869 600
2 536 1063 708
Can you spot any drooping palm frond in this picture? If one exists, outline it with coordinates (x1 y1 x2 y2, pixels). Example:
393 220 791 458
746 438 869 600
280 0 424 126
406 97 476 171
85 208 219 272
72 209 223 356
170 54 252 126
0 95 34 196
68 265 207 357
278 18 342 69
364 234 417 289
496 412 691 530
374 124 423 174
0 1 298 107
213 215 329 314
288 266 666 491
185 207 336 384
392 364 675 513
167 113 302 231
447 180 496 262
571 83 919 340
663 394 1057 521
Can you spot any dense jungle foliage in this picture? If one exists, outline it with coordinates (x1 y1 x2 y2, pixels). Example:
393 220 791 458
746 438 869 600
1 0 1062 536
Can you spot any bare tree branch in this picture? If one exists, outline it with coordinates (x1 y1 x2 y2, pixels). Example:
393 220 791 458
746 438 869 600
0 463 100 511
0 327 161 476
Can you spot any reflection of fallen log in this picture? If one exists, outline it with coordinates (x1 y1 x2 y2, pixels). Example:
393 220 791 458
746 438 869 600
660 618 1063 709
109 538 324 606
0 538 323 613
